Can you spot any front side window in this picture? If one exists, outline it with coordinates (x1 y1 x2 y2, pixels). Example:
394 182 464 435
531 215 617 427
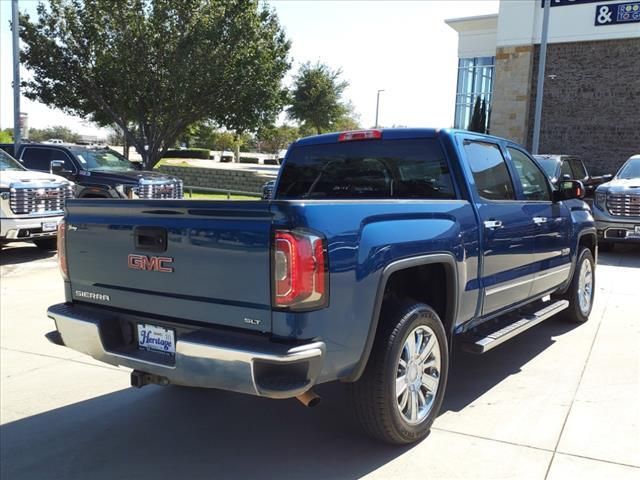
20 147 57 171
277 138 455 200
560 160 574 179
508 148 550 201
464 141 515 201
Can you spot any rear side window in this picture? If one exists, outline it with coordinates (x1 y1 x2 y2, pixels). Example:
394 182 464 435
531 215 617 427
276 138 455 199
464 141 515 201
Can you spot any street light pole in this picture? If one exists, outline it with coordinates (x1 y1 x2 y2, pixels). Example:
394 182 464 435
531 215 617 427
375 89 384 128
532 0 551 154
12 0 21 151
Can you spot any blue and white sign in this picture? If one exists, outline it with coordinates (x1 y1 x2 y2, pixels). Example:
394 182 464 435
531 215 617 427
541 0 604 7
595 2 640 25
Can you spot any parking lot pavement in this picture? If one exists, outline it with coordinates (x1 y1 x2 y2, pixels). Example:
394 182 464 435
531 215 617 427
1 242 639 480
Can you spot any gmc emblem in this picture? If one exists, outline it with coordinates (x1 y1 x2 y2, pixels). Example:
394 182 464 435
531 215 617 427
128 254 174 272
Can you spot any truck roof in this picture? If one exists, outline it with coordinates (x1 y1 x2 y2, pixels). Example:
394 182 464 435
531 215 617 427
293 128 518 147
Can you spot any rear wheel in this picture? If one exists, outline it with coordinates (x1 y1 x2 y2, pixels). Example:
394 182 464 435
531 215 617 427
560 247 595 323
350 302 449 444
33 238 57 251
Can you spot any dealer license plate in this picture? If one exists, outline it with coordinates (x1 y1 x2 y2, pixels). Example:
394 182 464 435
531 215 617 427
137 323 176 355
42 222 58 232
632 226 640 237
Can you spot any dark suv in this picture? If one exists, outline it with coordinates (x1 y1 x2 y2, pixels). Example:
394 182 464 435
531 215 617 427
3 143 183 199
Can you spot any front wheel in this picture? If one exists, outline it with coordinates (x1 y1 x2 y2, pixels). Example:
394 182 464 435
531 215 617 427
560 247 595 323
350 302 449 444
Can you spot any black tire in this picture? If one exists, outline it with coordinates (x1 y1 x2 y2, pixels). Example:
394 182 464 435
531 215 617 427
560 247 595 323
350 302 449 445
33 238 58 251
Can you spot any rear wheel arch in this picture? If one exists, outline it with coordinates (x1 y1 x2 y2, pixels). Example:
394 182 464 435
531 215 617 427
345 253 459 383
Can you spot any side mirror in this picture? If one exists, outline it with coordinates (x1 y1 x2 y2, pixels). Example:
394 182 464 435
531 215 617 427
50 160 65 174
554 180 585 202
603 174 613 181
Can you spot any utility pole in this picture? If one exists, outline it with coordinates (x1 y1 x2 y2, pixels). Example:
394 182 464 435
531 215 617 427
375 89 384 128
12 0 21 152
532 0 551 154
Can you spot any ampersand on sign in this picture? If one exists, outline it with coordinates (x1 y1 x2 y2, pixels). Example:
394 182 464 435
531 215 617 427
597 5 613 24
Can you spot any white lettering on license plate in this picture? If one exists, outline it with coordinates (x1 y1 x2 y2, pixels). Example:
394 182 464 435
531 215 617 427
137 324 176 355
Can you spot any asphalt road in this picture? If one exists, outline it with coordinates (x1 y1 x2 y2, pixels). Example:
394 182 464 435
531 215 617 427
1 242 639 479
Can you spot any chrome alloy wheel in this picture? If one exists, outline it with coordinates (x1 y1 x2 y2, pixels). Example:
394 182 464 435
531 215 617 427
395 325 441 425
577 257 593 315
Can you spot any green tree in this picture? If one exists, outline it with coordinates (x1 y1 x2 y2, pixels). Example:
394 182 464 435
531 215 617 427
467 95 487 134
258 125 299 154
28 125 80 143
287 62 349 134
19 0 290 168
0 129 12 143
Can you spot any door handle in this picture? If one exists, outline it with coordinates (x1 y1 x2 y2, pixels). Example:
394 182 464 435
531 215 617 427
483 220 503 230
533 217 548 225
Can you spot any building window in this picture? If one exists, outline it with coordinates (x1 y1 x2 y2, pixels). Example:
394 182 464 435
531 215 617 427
454 56 495 131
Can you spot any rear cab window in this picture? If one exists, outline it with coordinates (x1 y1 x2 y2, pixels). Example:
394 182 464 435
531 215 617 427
276 138 456 200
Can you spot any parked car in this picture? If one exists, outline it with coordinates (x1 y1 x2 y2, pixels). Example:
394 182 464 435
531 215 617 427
533 154 612 201
593 154 640 250
0 149 73 250
0 143 183 199
261 179 275 199
44 138 64 144
46 128 596 444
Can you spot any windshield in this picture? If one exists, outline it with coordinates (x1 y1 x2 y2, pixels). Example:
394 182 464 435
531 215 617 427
0 149 26 171
72 148 136 172
616 157 640 179
534 157 558 179
277 138 455 200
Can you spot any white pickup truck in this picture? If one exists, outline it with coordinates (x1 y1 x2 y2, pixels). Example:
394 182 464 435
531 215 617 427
0 149 74 250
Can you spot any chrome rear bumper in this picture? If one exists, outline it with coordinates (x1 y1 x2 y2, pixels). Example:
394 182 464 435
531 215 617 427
47 303 325 399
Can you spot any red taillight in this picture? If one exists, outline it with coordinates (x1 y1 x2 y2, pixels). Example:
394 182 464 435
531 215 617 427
337 129 382 142
57 220 68 280
274 230 328 309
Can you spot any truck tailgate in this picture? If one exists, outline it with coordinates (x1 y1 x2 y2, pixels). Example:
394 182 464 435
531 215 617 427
65 199 273 332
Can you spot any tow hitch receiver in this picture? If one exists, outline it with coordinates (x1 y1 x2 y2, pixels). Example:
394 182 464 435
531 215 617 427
131 370 170 388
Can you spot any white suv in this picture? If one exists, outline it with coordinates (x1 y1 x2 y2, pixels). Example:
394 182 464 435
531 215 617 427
0 149 74 250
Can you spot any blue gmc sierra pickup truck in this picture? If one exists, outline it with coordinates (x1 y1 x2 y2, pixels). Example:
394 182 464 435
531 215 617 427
46 128 597 444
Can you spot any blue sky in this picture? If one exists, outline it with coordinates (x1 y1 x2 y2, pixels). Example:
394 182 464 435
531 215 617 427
0 0 499 137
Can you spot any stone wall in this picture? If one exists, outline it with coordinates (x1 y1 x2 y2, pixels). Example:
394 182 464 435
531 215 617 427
158 165 277 194
490 45 535 145
526 38 640 174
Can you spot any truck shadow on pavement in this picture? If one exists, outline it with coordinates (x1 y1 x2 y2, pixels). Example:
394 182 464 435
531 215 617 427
0 319 582 480
443 318 581 413
597 244 640 268
0 243 57 266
